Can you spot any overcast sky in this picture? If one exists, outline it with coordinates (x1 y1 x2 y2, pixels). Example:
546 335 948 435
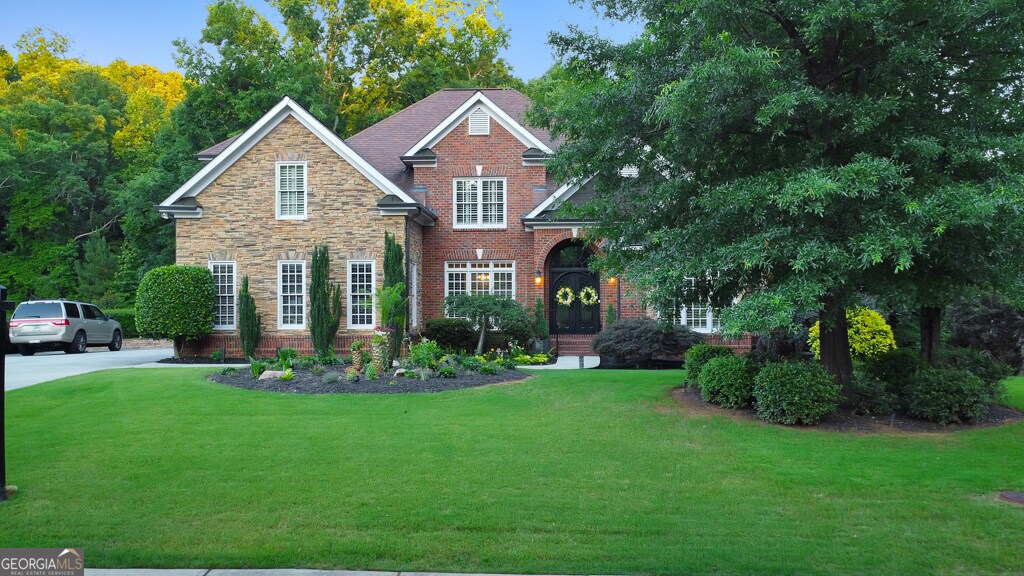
1 0 641 80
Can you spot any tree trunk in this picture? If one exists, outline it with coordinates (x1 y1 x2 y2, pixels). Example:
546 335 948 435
173 336 185 359
476 315 488 356
920 306 942 365
818 293 854 388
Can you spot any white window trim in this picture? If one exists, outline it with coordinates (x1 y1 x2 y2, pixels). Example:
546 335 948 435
444 261 516 318
209 261 237 330
452 177 507 230
276 161 308 220
410 262 419 328
277 260 307 330
347 260 376 330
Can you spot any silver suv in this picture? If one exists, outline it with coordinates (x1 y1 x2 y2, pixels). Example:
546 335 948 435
8 299 123 356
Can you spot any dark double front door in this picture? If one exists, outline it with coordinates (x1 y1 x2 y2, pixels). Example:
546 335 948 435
551 269 600 334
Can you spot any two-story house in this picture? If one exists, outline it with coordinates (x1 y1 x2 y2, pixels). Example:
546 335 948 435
159 88 739 357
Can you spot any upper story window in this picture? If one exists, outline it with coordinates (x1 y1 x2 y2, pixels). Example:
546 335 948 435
276 162 307 219
454 178 506 229
468 107 490 135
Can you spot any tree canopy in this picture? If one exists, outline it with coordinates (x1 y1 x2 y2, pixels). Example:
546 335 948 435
534 0 1024 383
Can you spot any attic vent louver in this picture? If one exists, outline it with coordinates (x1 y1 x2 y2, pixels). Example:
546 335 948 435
468 107 490 135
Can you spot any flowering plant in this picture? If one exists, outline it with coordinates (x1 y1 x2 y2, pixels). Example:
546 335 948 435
555 286 575 307
578 286 599 306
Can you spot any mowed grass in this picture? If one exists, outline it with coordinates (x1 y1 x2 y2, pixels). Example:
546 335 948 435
2 370 1023 575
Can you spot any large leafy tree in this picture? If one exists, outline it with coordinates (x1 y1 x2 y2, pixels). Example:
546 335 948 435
534 0 1024 384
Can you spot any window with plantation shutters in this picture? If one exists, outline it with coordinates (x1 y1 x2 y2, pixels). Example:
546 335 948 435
453 177 506 229
468 107 490 135
276 162 307 219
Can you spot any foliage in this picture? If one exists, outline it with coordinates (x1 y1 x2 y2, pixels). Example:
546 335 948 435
279 369 296 381
604 303 616 328
105 308 138 339
437 365 457 379
591 317 704 365
309 245 344 359
513 353 551 366
345 368 359 382
460 356 483 372
698 355 757 409
684 344 735 386
753 362 840 425
277 347 299 371
383 231 406 358
323 371 340 384
376 283 406 338
948 295 1024 373
479 362 499 376
135 265 215 357
445 293 531 355
210 350 224 362
809 308 896 361
484 315 536 352
907 367 990 425
533 297 549 339
862 348 924 403
349 340 364 351
364 362 378 381
409 338 444 369
248 357 267 378
535 0 1024 384
941 346 1011 399
848 366 898 416
238 276 262 360
75 235 119 305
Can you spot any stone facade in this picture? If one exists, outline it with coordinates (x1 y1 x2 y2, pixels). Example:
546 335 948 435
176 116 406 356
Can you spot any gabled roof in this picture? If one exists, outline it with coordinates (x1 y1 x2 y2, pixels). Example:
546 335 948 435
345 88 559 193
522 177 597 229
158 97 419 217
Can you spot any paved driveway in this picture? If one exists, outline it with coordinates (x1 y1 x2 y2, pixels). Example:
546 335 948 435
3 347 172 391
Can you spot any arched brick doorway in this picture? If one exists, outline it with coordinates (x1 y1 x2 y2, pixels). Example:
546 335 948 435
548 241 601 335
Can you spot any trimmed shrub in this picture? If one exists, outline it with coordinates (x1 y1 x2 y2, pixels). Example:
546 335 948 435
685 344 735 385
809 307 896 360
753 362 840 425
136 265 216 358
238 276 262 360
699 355 757 409
409 338 444 369
106 308 138 338
863 348 924 402
309 245 344 359
592 317 704 366
941 346 1012 396
907 367 989 424
849 366 898 416
424 317 476 352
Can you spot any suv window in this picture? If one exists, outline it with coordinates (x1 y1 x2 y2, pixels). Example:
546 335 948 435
90 305 106 320
82 305 98 320
64 302 81 318
12 302 63 319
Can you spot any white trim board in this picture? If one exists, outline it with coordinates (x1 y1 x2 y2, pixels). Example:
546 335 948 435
523 176 593 221
402 91 553 157
159 97 417 211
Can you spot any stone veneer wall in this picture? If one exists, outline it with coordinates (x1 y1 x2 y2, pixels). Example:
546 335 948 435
175 115 406 357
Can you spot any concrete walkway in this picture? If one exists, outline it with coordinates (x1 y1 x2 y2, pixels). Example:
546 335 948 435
523 355 599 369
86 565 614 569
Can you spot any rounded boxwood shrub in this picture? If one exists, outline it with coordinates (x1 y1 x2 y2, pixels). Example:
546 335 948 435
753 362 841 425
699 355 757 409
808 307 896 361
136 265 216 357
907 367 989 424
941 346 1012 395
849 365 898 416
424 317 476 353
592 317 704 366
685 344 735 385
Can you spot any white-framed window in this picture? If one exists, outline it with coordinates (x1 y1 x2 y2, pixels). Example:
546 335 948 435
453 178 506 229
445 261 514 317
669 278 723 333
410 262 419 328
468 107 490 135
278 261 306 329
348 260 375 329
209 261 236 329
276 162 307 219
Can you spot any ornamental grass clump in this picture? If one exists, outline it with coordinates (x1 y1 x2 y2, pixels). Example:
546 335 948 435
753 362 840 425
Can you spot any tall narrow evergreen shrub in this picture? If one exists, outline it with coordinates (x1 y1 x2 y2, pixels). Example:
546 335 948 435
383 232 407 357
309 245 343 359
238 276 262 359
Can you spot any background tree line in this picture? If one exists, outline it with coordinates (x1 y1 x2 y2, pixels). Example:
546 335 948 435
0 0 518 306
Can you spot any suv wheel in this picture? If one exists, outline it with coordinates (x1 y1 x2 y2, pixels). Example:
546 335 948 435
18 345 35 356
108 330 122 352
65 330 87 354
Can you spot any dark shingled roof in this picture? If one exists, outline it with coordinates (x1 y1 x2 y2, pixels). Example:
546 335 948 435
195 134 241 160
345 88 558 193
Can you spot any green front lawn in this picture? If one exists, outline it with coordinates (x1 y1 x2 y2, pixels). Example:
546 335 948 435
2 370 1023 575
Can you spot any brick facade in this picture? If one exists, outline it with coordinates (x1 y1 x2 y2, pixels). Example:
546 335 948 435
176 116 406 356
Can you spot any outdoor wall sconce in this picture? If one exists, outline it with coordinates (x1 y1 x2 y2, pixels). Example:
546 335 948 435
534 269 543 286
608 276 618 286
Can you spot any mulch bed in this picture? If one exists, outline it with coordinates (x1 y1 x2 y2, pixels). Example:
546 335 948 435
671 385 1024 434
208 365 531 394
